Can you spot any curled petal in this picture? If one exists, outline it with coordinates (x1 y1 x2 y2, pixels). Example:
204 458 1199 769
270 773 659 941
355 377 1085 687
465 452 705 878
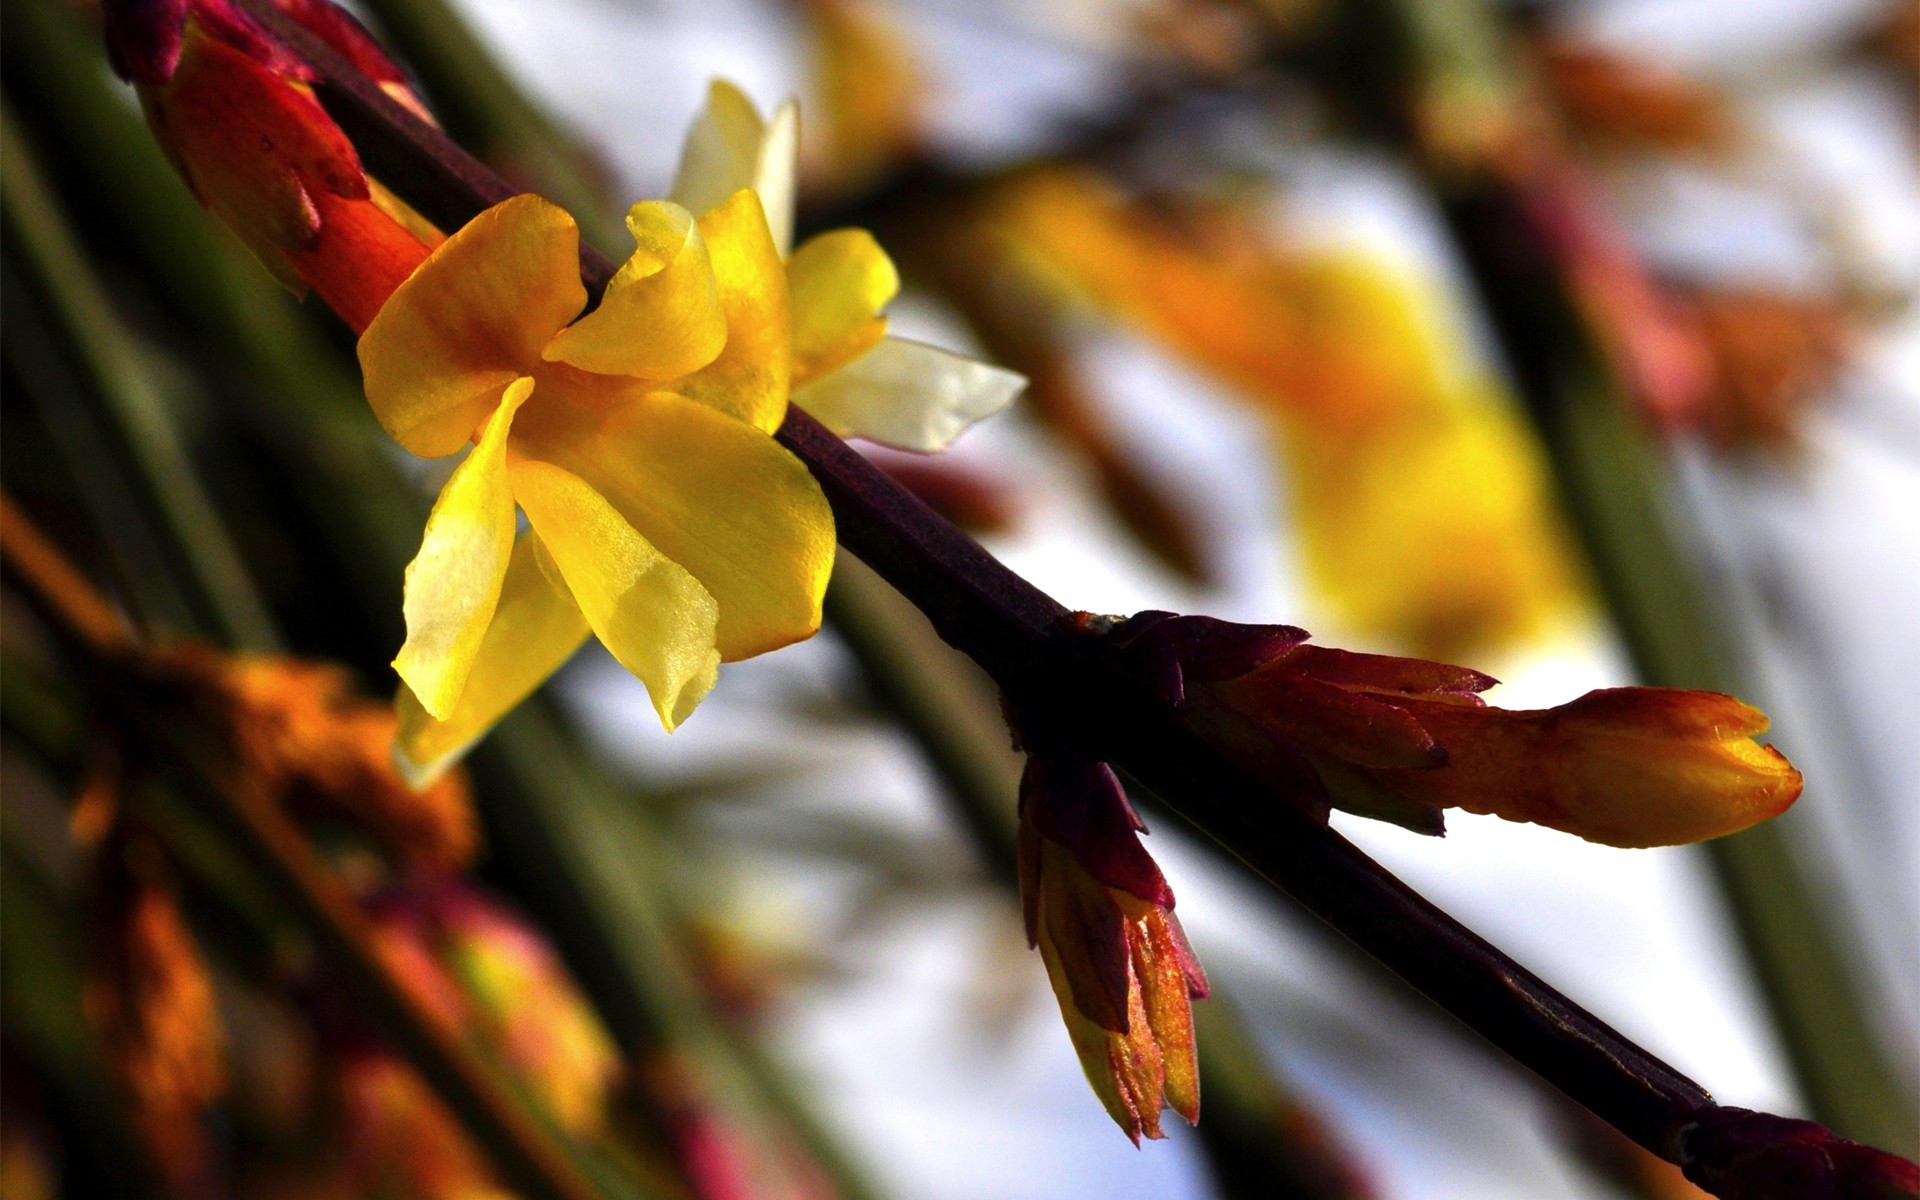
393 379 530 721
794 337 1025 452
671 80 798 255
542 200 727 381
359 194 585 456
788 228 898 384
1374 688 1804 847
509 460 721 731
514 391 834 662
395 534 591 786
672 190 792 433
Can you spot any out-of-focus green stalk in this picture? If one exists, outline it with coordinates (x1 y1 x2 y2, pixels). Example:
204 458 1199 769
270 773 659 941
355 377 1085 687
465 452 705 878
828 554 1377 1199
1348 0 1917 1153
0 113 276 651
356 0 625 250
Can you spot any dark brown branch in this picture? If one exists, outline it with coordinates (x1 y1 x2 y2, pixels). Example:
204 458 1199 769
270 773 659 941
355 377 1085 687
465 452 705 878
223 4 1916 1187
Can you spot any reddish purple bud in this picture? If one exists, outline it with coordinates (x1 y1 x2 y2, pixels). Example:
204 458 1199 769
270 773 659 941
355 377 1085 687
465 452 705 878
274 0 412 87
1020 756 1173 910
1108 611 1311 705
1680 1108 1920 1200
1017 751 1207 1142
103 0 191 83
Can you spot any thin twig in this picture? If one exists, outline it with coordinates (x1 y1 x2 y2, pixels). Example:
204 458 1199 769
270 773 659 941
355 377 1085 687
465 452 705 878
205 4 1916 1182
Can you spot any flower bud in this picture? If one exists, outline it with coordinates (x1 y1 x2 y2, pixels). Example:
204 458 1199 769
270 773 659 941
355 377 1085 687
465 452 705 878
102 0 434 328
1130 615 1802 847
1018 755 1208 1143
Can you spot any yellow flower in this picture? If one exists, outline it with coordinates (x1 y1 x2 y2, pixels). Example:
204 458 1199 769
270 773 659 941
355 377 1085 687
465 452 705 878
675 81 1025 453
370 187 829 780
376 83 1021 783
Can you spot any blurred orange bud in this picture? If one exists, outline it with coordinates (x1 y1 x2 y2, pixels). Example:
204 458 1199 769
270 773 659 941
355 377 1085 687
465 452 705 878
989 167 1581 653
335 1054 503 1200
1534 38 1737 157
801 0 924 200
84 840 227 1196
366 884 620 1137
1683 288 1852 450
1017 755 1207 1143
169 649 479 870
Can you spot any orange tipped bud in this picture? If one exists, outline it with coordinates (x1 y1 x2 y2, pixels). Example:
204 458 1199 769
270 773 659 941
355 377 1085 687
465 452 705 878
1117 613 1803 847
104 0 434 327
1368 688 1803 848
1018 756 1207 1143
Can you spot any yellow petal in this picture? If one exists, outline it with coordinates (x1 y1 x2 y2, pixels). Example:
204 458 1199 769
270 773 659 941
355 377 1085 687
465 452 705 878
541 200 727 381
795 336 1025 451
509 459 721 729
392 378 532 720
359 194 585 456
671 190 792 432
670 80 798 255
395 532 591 786
513 391 833 661
787 228 899 384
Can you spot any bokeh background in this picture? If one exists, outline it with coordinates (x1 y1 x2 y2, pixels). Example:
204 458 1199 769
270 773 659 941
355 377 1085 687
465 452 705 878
2 0 1915 1197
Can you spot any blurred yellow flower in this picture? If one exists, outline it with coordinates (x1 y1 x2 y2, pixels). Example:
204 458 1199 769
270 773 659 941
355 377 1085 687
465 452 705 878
991 167 1580 658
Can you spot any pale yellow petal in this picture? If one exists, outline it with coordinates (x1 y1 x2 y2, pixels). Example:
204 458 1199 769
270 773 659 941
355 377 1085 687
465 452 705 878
671 190 791 432
670 80 797 255
394 532 592 786
358 195 585 456
795 336 1025 451
392 378 532 720
787 228 899 384
513 391 834 661
510 459 722 729
542 200 727 381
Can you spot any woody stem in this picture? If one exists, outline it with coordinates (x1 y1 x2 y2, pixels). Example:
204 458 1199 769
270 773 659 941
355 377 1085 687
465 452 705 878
226 0 1903 1183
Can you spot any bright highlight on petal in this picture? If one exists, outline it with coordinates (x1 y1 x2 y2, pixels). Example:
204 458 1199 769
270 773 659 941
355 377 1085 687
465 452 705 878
788 228 899 383
510 459 722 730
359 194 585 456
671 80 799 256
393 378 532 720
795 336 1026 452
542 200 727 380
514 392 834 662
395 534 591 787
